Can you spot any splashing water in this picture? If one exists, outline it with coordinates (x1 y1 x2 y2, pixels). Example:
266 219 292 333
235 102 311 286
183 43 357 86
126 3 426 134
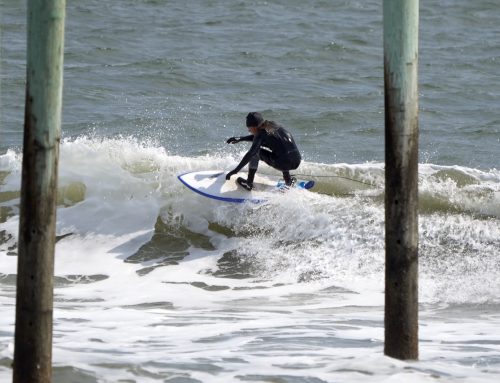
1 137 499 382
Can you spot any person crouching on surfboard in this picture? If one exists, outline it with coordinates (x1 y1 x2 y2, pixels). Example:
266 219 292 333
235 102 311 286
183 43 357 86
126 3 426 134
225 112 301 191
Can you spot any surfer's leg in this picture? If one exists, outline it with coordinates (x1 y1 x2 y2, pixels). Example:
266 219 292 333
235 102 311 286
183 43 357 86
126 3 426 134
237 154 258 191
259 152 294 186
276 157 297 187
246 168 257 186
282 171 296 186
258 149 278 168
247 154 259 185
249 153 259 171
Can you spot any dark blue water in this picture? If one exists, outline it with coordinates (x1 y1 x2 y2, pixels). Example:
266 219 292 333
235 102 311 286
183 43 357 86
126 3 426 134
1 0 499 168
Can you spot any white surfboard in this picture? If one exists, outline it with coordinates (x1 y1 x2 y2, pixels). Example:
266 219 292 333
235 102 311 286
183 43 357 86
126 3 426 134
178 170 315 204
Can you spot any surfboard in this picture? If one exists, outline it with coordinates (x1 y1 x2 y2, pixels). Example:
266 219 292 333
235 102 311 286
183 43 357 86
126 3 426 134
177 170 315 204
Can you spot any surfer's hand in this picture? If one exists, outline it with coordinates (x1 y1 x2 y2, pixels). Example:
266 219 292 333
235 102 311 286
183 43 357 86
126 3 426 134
226 137 240 144
226 170 237 180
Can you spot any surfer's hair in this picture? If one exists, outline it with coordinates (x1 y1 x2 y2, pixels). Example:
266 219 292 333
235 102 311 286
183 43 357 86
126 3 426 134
259 120 280 134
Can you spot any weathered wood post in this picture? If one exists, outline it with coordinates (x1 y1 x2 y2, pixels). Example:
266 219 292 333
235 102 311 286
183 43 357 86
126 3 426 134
383 0 419 360
13 1 66 382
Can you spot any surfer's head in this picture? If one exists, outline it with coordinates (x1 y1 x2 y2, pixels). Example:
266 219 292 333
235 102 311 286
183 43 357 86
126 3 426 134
246 112 264 135
246 112 264 128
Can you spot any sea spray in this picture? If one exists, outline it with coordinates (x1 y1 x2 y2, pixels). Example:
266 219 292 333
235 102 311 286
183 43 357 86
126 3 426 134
1 137 499 382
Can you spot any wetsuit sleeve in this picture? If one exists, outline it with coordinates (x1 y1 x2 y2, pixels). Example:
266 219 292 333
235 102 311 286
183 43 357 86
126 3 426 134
233 134 264 173
238 135 254 142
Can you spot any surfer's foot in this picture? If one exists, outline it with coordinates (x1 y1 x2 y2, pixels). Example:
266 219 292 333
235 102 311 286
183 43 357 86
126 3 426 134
283 171 296 187
237 177 253 191
284 176 297 187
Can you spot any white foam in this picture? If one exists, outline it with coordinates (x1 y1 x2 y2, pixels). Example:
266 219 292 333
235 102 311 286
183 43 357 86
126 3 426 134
1 137 499 382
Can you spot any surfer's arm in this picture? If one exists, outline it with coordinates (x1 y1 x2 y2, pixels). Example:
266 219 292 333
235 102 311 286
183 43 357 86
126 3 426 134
233 135 263 173
226 135 253 144
238 135 254 142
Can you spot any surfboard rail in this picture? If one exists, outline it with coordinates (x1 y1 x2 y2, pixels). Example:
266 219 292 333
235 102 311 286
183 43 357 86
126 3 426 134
177 170 314 204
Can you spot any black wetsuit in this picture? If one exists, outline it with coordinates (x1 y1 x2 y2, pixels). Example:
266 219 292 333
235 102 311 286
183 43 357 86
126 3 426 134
233 126 301 173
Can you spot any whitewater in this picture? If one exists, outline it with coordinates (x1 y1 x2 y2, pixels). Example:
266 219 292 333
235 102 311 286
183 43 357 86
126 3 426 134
1 137 499 382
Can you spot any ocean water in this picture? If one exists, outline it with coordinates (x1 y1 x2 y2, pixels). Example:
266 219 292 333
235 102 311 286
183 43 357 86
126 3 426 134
1 1 499 382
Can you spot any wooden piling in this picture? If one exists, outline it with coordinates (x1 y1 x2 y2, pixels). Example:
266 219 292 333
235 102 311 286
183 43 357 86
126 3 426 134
13 1 66 382
383 0 420 360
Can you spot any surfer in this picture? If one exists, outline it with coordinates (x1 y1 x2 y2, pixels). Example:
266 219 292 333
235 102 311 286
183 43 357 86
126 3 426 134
225 112 301 191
